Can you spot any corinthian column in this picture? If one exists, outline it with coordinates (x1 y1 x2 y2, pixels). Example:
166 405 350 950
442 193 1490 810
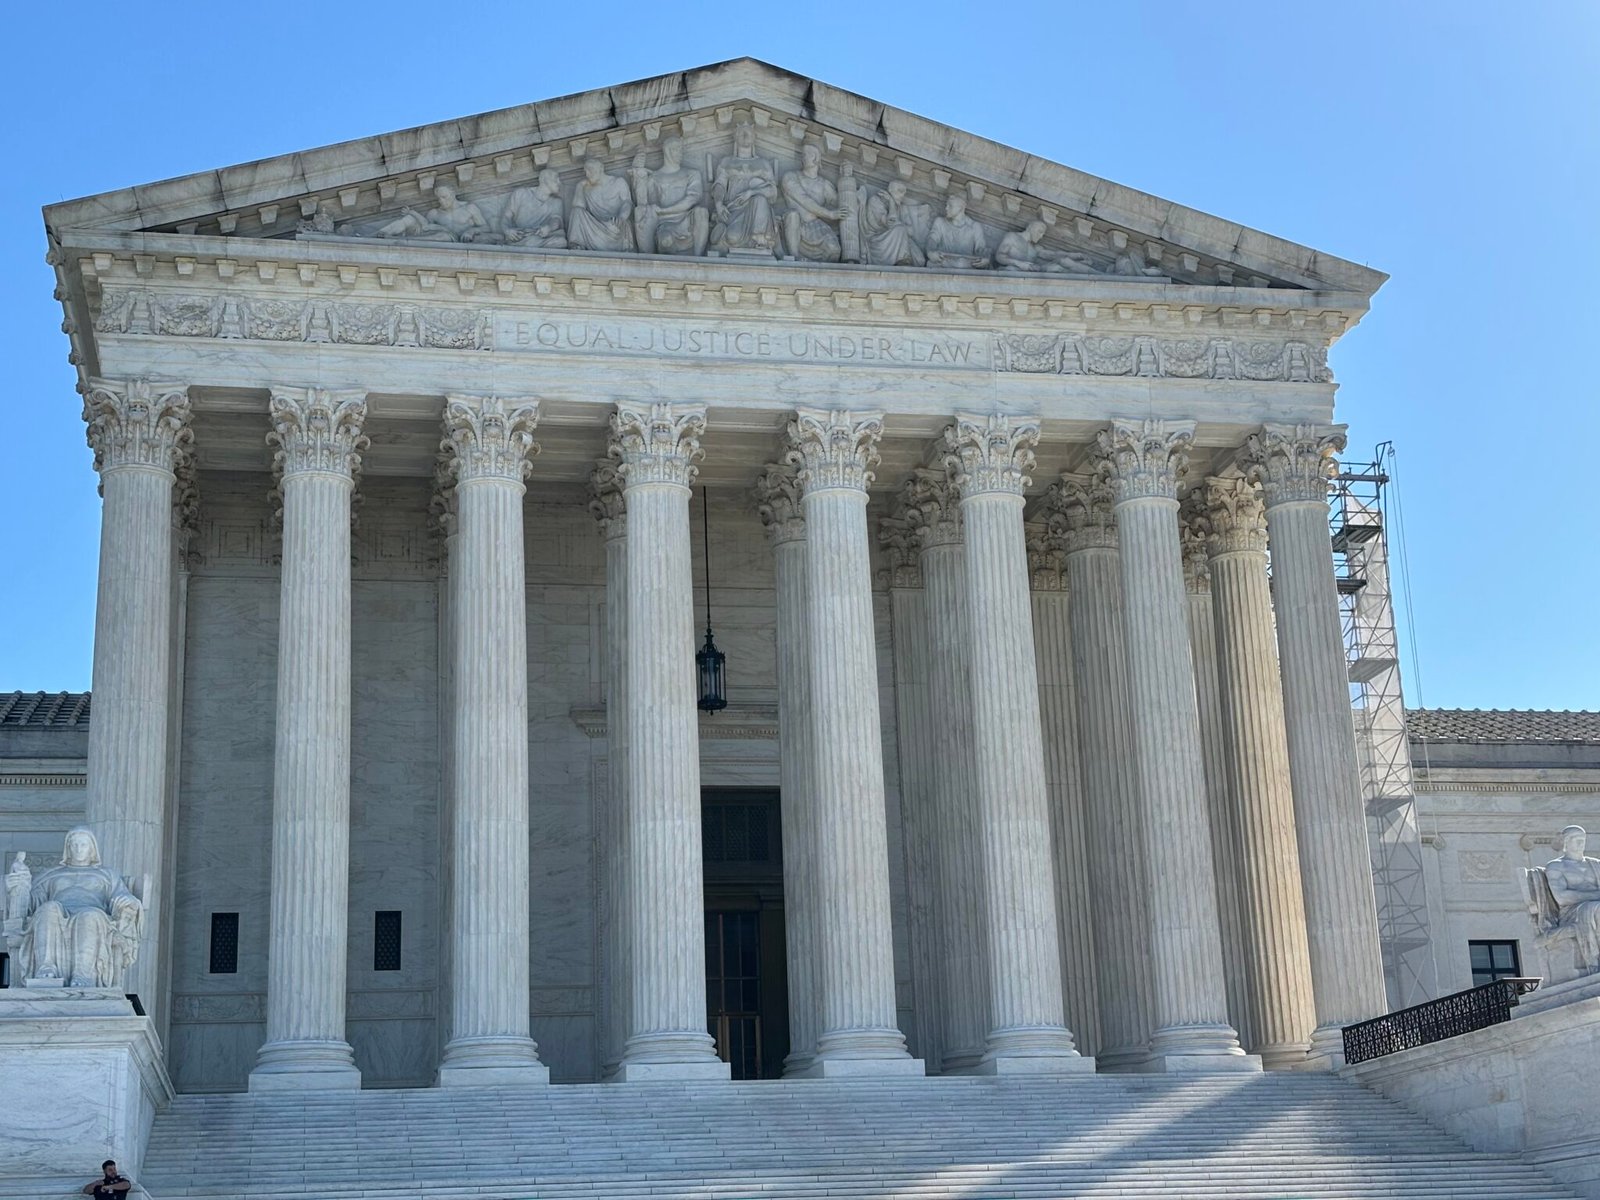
785 408 921 1077
81 378 191 1009
1245 425 1387 1060
610 403 727 1082
251 387 367 1092
755 465 820 1075
588 461 630 1080
1204 476 1317 1068
897 468 986 1072
943 414 1088 1072
1094 419 1254 1072
1179 499 1252 1051
436 395 547 1085
1044 476 1153 1069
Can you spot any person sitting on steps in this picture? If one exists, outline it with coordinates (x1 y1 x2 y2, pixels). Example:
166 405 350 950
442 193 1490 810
83 1159 133 1198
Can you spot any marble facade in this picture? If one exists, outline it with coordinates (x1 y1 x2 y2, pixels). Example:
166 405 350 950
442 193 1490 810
24 59 1409 1094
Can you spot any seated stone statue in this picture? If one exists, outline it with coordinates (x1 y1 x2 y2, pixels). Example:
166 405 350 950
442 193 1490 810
710 121 780 256
925 194 991 269
1112 244 1166 277
1528 825 1600 980
996 221 1098 274
371 184 493 243
567 158 635 252
12 827 143 988
860 180 929 267
499 169 568 248
781 144 844 263
629 137 709 257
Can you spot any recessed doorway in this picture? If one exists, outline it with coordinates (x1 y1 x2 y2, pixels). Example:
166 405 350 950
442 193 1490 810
702 788 789 1079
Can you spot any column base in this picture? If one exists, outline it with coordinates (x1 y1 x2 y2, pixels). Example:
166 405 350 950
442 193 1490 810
1257 1042 1314 1071
612 1059 731 1082
973 1052 1096 1075
437 1037 548 1088
249 1039 362 1092
1141 1023 1261 1073
1306 1022 1349 1068
938 1047 986 1075
791 1055 926 1079
1138 1051 1262 1073
781 1050 817 1078
1092 1044 1152 1073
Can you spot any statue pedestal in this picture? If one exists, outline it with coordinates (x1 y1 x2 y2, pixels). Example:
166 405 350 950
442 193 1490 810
1343 992 1600 1199
0 989 172 1191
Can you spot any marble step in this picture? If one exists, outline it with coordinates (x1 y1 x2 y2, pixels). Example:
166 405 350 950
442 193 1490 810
136 1075 1580 1200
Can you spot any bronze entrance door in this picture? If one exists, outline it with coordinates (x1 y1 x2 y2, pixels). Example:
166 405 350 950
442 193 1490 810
702 788 789 1080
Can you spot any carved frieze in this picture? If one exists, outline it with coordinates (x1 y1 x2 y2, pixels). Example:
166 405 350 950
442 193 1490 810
92 286 1331 383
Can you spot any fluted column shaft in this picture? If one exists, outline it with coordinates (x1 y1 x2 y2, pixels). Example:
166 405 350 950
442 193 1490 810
438 396 546 1085
1050 475 1153 1069
253 387 367 1091
589 464 630 1079
1029 565 1102 1059
81 379 190 1005
897 472 986 1071
1205 477 1316 1068
1096 420 1252 1071
944 415 1086 1072
1247 425 1387 1058
786 408 919 1076
1181 516 1253 1052
612 403 726 1081
756 466 819 1074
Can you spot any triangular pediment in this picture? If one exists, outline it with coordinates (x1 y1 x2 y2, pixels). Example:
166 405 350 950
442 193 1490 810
44 60 1384 298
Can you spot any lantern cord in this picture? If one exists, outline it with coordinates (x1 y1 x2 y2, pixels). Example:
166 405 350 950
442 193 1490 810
702 487 713 634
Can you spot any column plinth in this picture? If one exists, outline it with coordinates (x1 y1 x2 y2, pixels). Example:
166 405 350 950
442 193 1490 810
756 466 820 1076
897 470 987 1072
786 408 921 1078
1046 476 1154 1069
1246 425 1388 1062
1204 477 1317 1068
1095 420 1256 1073
437 395 547 1087
251 387 368 1092
611 403 728 1083
81 378 191 1009
943 415 1088 1073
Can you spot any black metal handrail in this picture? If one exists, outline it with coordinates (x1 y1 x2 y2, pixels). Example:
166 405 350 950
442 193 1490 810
1342 977 1541 1065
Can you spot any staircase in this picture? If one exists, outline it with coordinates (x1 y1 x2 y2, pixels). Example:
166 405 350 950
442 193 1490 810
126 1072 1571 1199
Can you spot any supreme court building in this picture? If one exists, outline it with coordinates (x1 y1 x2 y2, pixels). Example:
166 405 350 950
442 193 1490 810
30 58 1396 1093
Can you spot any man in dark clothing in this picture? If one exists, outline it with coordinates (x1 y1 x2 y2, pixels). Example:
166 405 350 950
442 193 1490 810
83 1160 132 1198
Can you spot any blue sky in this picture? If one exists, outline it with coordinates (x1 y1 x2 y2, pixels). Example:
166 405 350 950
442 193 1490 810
2 2 1596 709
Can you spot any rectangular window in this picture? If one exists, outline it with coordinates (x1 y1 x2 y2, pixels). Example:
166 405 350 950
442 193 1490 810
208 913 239 975
1468 939 1521 987
374 911 402 972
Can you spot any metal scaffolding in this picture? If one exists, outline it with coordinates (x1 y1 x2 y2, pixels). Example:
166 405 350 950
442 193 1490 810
1330 446 1440 1009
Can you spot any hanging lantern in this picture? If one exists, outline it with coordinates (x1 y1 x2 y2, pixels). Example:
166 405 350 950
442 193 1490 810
696 488 728 713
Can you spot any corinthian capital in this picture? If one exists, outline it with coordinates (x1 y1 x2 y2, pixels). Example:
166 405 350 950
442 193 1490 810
1179 491 1211 593
267 387 368 481
1026 525 1065 591
82 378 192 475
609 402 706 488
784 407 883 495
754 463 805 545
1203 476 1269 557
587 459 626 540
898 466 963 549
1042 473 1117 554
1093 418 1194 503
942 412 1040 498
442 394 540 485
875 515 922 589
1243 422 1346 507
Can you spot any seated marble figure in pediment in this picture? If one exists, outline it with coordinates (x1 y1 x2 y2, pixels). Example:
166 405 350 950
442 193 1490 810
299 124 1176 281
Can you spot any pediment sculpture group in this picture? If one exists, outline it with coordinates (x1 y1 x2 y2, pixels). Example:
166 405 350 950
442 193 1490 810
306 124 1164 278
3 827 144 989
